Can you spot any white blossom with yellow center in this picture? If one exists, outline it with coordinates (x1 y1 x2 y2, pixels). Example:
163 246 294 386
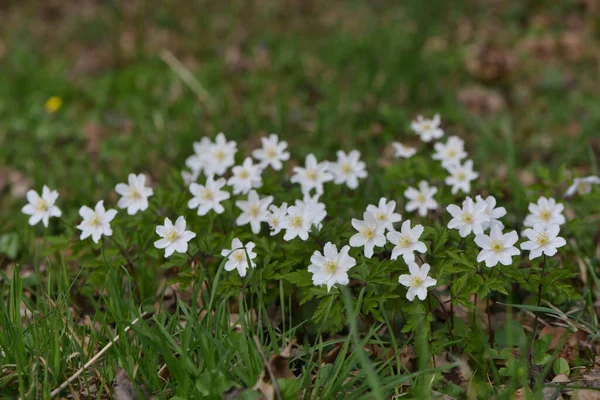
349 211 386 259
188 176 230 216
404 181 438 217
387 220 427 263
475 195 507 231
291 154 333 196
282 203 314 241
221 238 257 277
308 242 356 292
22 185 62 227
366 197 402 232
565 175 600 197
398 262 437 301
330 150 367 190
154 216 196 258
445 160 479 195
77 200 117 244
251 133 290 171
521 223 566 260
266 202 288 236
447 196 489 237
227 157 263 195
201 133 237 176
410 114 444 142
475 226 520 267
235 190 273 234
523 196 565 228
392 142 417 159
115 173 154 215
433 136 467 169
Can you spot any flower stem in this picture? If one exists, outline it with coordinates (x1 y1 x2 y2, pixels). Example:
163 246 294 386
531 255 548 361
431 291 455 342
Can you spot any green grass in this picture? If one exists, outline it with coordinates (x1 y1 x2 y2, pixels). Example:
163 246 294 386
1 0 600 398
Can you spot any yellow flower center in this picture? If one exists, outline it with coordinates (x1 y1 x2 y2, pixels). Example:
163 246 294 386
214 150 226 161
536 232 549 246
539 209 552 221
248 206 259 218
238 170 249 179
270 216 279 226
290 215 303 228
577 181 591 194
165 229 178 242
410 276 423 287
447 149 457 158
422 122 431 131
324 260 337 274
490 240 504 252
377 213 386 221
233 251 244 262
131 189 140 199
456 172 466 181
35 199 48 211
90 215 100 226
416 193 426 203
201 189 213 201
341 163 353 174
398 236 410 247
461 212 473 224
265 147 277 158
306 170 318 181
362 228 374 240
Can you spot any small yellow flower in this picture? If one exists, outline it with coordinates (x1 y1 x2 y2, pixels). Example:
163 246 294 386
44 96 63 113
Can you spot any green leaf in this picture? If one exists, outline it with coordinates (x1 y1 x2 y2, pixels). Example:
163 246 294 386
553 358 570 376
0 232 19 259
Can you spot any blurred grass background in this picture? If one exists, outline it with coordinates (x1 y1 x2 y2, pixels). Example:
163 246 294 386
0 0 599 219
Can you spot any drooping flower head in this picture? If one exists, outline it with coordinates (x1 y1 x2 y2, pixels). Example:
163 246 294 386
392 142 417 159
22 185 62 227
565 176 600 197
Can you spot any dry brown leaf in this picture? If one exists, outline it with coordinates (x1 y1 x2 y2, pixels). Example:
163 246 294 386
112 368 140 400
571 390 600 400
252 339 297 400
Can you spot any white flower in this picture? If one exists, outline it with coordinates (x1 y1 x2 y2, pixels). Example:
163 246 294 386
565 175 600 197
523 197 565 228
283 204 313 241
446 197 489 237
366 197 402 232
411 114 444 142
398 262 437 301
474 226 519 267
392 142 417 159
235 190 273 234
349 211 386 259
221 238 257 277
181 169 201 186
266 203 288 236
520 223 566 260
445 160 478 195
77 200 117 243
294 195 327 230
185 137 212 175
251 133 290 171
433 136 467 169
404 181 438 217
476 195 507 231
202 133 237 176
290 154 333 196
387 220 426 263
330 150 367 189
22 185 62 227
154 216 196 258
308 243 356 292
114 173 153 215
188 176 230 215
227 157 263 195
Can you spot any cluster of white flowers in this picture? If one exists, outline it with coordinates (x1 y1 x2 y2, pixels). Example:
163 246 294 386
22 119 593 302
